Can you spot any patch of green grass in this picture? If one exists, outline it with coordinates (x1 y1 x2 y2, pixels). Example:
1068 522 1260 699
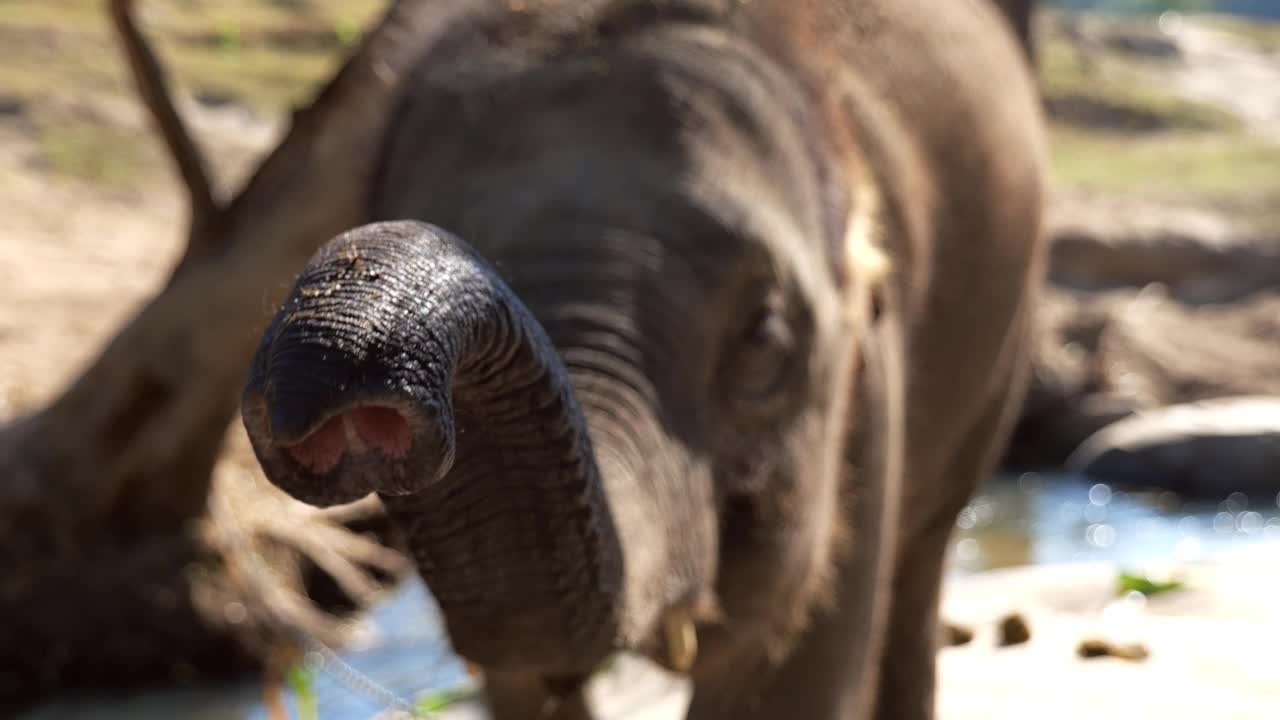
415 686 481 715
1039 14 1280 233
39 122 158 189
0 0 103 35
286 665 320 720
155 0 390 113
0 1 388 188
0 0 388 114
1050 125 1280 199
1039 32 1243 133
1116 570 1186 598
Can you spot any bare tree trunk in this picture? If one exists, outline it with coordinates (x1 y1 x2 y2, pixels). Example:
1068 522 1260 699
0 0 458 705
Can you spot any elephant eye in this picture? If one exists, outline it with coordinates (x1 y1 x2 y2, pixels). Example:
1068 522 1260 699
733 301 796 400
746 306 793 353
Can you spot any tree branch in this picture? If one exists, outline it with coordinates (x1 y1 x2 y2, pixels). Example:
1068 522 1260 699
109 0 221 239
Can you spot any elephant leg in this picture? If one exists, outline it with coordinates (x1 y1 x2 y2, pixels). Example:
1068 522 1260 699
686 313 905 720
872 320 1034 720
484 670 594 720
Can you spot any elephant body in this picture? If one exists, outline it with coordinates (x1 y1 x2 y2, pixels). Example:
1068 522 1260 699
243 1 1048 718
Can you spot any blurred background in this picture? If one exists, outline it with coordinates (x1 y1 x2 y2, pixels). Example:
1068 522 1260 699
0 1 1277 718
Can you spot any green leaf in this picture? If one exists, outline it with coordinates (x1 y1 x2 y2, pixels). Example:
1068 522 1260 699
1116 570 1186 597
333 17 361 48
286 665 319 720
414 686 480 716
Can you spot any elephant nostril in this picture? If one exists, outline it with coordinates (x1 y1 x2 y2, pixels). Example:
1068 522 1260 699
284 414 348 474
349 405 412 458
279 405 413 474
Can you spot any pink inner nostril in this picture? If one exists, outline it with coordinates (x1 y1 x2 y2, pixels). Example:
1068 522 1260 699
285 415 347 474
280 405 412 473
350 406 412 458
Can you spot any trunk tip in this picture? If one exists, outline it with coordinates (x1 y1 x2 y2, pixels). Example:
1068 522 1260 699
242 388 454 507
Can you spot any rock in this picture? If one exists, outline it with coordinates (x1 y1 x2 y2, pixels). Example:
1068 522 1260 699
938 560 1280 720
943 621 976 647
1099 27 1183 60
1066 396 1280 497
1047 195 1280 304
1110 643 1149 661
1006 286 1280 471
997 613 1032 647
1076 638 1111 659
1008 193 1280 475
1077 638 1150 662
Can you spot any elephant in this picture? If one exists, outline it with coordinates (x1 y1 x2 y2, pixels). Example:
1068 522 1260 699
240 1 1048 718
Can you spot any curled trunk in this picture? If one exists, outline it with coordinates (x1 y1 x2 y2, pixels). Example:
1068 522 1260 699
244 222 630 673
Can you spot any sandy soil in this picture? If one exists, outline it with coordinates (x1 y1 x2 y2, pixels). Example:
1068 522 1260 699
0 127 181 415
0 98 276 418
937 558 1280 720
1164 19 1280 139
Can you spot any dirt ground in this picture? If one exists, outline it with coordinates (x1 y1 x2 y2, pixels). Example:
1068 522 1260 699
425 556 1280 720
1168 18 1280 139
0 98 275 413
0 135 177 415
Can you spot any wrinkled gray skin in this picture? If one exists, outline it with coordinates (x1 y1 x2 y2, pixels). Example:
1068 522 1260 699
241 1 1047 718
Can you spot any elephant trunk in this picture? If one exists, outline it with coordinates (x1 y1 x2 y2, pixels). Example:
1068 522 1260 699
242 220 625 672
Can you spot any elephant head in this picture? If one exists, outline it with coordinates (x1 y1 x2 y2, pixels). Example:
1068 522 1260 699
241 17 887 681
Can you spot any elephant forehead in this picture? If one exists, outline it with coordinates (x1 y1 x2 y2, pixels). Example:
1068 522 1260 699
370 24 838 264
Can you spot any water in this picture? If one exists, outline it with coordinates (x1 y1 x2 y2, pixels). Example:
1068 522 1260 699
21 473 1280 719
1048 0 1280 20
951 472 1280 575
20 582 471 720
